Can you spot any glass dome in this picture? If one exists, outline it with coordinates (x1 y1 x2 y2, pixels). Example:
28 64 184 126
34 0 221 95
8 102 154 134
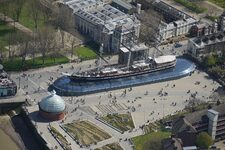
39 91 65 113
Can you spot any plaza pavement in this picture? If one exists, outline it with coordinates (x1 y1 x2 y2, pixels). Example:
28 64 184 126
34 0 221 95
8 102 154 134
16 60 220 150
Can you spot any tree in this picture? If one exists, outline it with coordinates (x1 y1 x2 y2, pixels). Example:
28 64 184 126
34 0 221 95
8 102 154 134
0 0 9 21
40 4 52 23
205 55 217 66
139 8 162 46
55 5 74 48
36 26 56 64
29 35 37 64
216 99 221 106
195 132 213 149
9 31 31 69
29 0 41 30
14 0 25 22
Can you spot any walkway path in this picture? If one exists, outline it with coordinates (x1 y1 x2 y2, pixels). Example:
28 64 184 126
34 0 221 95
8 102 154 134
52 122 81 150
0 13 33 36
64 107 143 150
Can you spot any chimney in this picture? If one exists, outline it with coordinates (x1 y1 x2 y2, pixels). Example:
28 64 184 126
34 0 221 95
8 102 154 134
137 3 141 14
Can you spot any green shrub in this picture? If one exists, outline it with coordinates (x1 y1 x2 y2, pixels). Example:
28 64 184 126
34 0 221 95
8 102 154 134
174 0 207 13
196 132 213 149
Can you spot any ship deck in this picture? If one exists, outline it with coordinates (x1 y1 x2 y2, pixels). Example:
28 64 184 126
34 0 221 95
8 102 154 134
52 58 196 96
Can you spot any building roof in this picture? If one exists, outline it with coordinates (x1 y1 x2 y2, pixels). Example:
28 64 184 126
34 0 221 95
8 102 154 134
0 64 3 70
112 0 132 10
154 55 176 64
172 104 225 135
177 131 197 147
120 43 148 53
64 0 109 12
0 69 16 88
184 109 208 124
163 138 183 150
39 91 65 113
172 117 197 134
183 146 197 150
190 31 225 48
184 104 225 124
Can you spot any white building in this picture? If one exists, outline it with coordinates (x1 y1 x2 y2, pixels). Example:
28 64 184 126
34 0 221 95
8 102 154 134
187 31 225 61
60 0 140 53
153 1 197 42
218 11 225 31
159 18 196 41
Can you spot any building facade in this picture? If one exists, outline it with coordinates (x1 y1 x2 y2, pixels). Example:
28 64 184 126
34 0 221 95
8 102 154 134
0 65 17 97
218 11 225 31
153 1 197 42
172 104 225 141
187 31 225 61
60 0 140 53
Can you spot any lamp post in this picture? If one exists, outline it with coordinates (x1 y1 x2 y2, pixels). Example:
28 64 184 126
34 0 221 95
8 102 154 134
18 75 21 89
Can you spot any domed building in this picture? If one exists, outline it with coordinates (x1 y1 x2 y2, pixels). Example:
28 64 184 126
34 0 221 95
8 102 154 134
38 91 65 121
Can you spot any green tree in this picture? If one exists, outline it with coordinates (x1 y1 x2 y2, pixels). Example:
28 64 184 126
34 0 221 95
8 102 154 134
195 132 213 149
205 55 217 66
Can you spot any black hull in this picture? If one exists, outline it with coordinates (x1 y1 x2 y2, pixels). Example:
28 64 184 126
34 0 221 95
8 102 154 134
69 63 176 82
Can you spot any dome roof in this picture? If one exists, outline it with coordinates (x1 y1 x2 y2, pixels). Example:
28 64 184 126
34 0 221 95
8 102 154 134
39 91 65 113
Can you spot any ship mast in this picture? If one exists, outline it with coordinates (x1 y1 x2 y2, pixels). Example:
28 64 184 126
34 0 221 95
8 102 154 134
120 26 139 69
97 43 103 72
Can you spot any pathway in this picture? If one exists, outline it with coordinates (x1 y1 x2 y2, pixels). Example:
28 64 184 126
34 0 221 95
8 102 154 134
0 13 33 36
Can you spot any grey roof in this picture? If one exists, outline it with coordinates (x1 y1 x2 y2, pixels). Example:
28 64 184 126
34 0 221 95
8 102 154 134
185 104 225 124
172 117 197 134
0 70 16 88
184 109 208 124
190 31 225 48
0 64 3 70
112 0 132 10
163 138 183 150
39 92 65 113
76 4 139 33
64 0 109 12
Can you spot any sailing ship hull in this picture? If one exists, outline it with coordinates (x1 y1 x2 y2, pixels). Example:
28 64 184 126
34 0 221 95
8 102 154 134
69 62 176 82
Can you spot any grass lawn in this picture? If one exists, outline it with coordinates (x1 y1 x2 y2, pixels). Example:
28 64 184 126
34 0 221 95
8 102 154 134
208 0 225 8
0 20 16 51
50 126 72 150
2 54 69 71
63 120 111 146
74 46 97 60
174 0 207 13
95 143 123 150
18 1 45 29
205 15 218 22
132 131 171 150
100 113 135 132
0 0 45 30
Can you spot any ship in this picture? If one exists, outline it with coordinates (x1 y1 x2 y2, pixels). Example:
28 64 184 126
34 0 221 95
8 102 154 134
69 44 176 82
69 24 177 82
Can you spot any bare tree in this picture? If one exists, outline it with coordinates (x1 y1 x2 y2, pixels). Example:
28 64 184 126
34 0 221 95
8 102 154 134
40 4 52 23
29 0 41 30
139 8 162 46
0 0 9 21
0 43 5 62
36 26 56 64
9 31 30 68
15 0 25 22
29 35 37 64
7 32 14 59
70 38 76 58
55 5 74 48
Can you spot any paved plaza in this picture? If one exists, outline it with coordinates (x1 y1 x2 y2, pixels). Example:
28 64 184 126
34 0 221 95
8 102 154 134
8 55 221 150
